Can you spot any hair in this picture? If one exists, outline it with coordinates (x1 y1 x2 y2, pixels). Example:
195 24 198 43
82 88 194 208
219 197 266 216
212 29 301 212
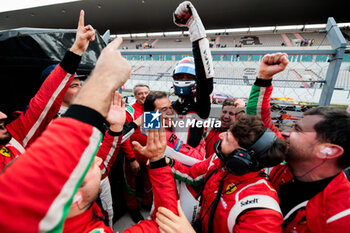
259 138 286 168
304 106 350 168
222 98 236 108
133 84 150 95
230 115 264 149
144 91 168 112
229 115 286 169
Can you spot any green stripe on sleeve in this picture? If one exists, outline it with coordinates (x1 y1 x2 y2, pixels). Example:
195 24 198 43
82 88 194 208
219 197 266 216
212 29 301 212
46 130 103 233
126 105 135 115
246 85 261 116
173 172 205 187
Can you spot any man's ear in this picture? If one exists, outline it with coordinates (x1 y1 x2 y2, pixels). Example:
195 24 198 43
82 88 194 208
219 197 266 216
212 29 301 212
317 144 343 159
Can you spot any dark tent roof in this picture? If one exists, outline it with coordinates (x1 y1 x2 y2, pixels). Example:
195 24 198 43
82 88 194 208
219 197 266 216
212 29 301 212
0 28 105 117
0 0 349 34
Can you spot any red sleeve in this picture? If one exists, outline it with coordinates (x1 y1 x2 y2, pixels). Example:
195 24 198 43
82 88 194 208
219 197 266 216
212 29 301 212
234 209 283 233
259 85 283 139
121 139 136 160
269 164 293 191
96 130 123 179
165 131 205 166
246 82 283 139
124 165 179 233
125 111 133 123
123 220 159 233
149 166 179 220
172 155 213 188
7 64 74 148
0 115 104 232
205 129 219 158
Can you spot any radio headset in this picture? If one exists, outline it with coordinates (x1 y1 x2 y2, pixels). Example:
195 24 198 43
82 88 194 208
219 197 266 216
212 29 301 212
214 128 277 176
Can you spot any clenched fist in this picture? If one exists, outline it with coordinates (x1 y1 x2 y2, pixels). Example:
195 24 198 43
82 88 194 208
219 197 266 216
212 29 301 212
258 53 289 80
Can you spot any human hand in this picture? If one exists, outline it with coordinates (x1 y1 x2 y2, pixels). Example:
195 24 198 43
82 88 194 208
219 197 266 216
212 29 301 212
70 10 95 56
90 37 131 90
173 1 206 42
132 128 166 161
156 201 196 233
107 91 126 132
71 37 130 118
130 160 140 174
258 53 289 80
173 1 193 27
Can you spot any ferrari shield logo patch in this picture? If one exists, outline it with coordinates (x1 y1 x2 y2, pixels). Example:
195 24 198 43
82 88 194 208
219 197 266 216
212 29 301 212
225 183 237 195
0 147 11 158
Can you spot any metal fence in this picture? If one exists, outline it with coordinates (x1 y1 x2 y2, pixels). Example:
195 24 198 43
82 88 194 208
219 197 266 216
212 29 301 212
120 18 349 129
121 18 348 106
122 51 349 104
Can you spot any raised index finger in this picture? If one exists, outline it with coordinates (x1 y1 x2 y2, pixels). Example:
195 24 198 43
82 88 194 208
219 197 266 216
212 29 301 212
78 10 85 27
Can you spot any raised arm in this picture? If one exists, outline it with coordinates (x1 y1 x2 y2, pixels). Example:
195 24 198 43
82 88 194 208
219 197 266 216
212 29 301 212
247 53 289 139
124 129 179 233
165 130 205 166
173 1 214 119
0 35 131 232
7 10 96 148
97 92 126 179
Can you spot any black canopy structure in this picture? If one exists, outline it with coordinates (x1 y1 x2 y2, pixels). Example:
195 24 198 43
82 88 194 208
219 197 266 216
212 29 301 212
0 0 349 34
0 28 105 118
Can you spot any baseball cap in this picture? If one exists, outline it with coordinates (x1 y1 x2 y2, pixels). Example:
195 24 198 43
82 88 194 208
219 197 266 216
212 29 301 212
40 64 87 84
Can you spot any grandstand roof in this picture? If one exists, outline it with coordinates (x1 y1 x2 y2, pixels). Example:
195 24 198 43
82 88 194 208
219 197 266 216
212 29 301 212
0 0 349 34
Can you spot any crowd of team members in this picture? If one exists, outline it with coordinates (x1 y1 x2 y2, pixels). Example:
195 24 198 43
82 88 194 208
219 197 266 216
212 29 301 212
1 1 350 233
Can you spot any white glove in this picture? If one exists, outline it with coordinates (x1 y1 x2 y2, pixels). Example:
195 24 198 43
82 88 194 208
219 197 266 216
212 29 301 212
173 1 206 42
